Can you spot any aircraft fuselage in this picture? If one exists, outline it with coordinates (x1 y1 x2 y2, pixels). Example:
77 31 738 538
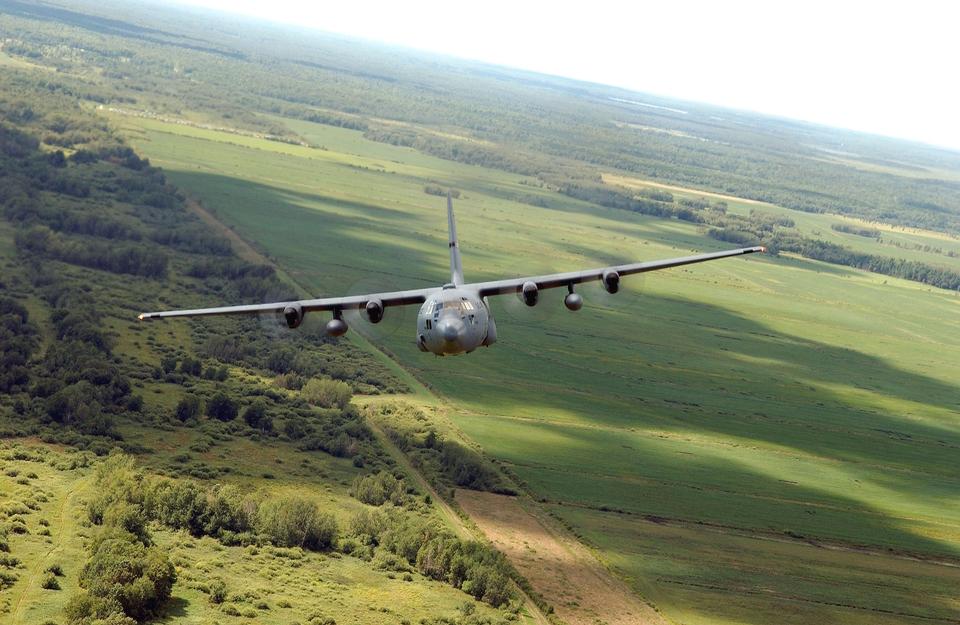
415 286 495 356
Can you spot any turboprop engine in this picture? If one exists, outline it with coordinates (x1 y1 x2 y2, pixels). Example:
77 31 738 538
521 281 539 306
602 270 620 294
283 305 304 329
365 299 384 324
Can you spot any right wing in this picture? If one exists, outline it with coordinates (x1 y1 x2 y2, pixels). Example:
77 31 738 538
469 246 765 297
138 287 436 321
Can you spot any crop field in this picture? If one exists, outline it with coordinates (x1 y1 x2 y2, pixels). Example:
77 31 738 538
112 112 960 624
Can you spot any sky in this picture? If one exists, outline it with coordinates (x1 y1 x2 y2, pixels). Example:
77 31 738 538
173 0 960 150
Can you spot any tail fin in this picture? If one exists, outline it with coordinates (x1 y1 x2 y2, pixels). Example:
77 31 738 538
447 193 464 286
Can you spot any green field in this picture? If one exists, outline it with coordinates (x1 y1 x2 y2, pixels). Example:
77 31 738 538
115 113 960 624
0 436 511 625
605 173 960 268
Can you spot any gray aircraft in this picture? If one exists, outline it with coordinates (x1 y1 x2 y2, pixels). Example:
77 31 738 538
139 197 765 356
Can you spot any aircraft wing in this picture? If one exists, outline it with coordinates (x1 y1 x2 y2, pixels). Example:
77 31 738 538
470 246 765 297
138 287 435 321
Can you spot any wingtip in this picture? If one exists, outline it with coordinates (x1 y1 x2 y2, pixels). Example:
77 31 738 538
759 246 767 253
137 313 145 321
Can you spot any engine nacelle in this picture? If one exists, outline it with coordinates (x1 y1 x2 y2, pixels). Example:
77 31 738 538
602 270 620 294
521 281 539 306
325 318 348 337
365 299 384 324
283 305 304 329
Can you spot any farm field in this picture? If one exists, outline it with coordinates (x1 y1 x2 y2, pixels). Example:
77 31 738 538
116 112 960 624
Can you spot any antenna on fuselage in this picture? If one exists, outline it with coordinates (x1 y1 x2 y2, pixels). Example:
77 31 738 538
447 192 464 286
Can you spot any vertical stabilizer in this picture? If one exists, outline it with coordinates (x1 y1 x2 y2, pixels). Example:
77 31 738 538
447 193 464 286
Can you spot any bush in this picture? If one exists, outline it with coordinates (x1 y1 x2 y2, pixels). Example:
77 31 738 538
41 572 60 590
175 395 201 422
242 400 271 431
209 579 227 604
301 378 352 409
256 496 338 550
179 357 202 376
206 393 238 421
74 531 176 622
379 516 516 608
350 471 406 506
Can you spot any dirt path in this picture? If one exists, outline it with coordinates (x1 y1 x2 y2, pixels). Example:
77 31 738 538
457 490 667 625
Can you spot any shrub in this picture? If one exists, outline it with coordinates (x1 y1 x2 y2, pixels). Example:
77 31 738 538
350 471 406 506
242 400 270 431
256 496 338 550
41 572 60 590
209 579 227 604
179 357 202 376
349 508 390 544
74 531 176 621
175 395 201 422
301 378 352 409
274 373 304 390
206 393 238 421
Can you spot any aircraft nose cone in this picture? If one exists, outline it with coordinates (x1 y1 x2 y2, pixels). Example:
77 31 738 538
439 320 461 342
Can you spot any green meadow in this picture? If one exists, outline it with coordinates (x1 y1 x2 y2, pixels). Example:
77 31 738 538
113 112 960 624
0 436 510 625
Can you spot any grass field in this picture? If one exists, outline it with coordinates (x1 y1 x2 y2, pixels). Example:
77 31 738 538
605 173 960 267
0 434 513 625
114 112 960 624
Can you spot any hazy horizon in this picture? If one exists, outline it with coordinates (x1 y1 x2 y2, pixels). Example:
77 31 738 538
167 0 960 152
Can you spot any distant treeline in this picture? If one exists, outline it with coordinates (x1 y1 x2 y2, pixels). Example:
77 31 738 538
561 179 960 292
772 236 960 290
831 223 881 238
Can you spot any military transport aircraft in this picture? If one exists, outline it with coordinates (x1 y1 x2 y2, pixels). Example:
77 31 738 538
139 197 765 356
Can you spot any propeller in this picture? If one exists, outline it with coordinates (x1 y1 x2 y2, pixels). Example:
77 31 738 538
341 274 411 343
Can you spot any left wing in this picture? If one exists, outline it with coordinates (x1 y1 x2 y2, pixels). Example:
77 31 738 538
469 246 765 297
138 287 436 321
